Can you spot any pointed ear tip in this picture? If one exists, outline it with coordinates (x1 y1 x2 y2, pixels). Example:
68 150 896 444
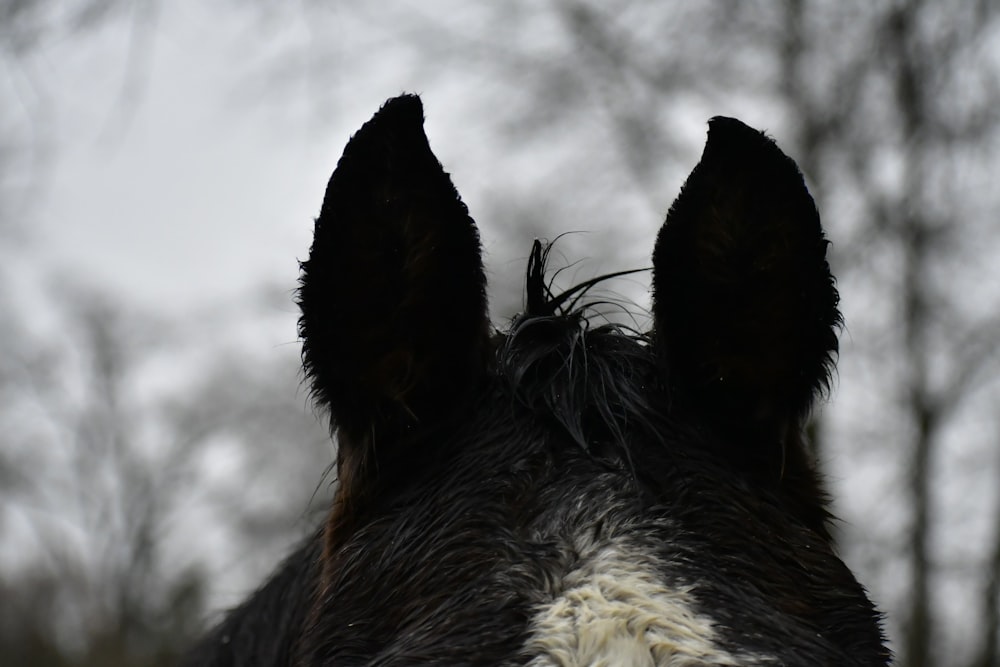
707 115 752 132
705 116 774 151
375 93 425 126
335 94 427 164
701 116 810 184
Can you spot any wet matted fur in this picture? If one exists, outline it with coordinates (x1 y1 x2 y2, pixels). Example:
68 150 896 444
182 95 890 666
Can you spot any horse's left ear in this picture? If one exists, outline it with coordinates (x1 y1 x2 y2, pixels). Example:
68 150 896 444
651 117 840 440
298 95 490 444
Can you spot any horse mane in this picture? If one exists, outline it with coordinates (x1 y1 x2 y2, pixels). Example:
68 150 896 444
497 239 660 459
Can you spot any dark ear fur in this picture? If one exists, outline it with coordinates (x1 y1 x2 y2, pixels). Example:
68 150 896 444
298 95 490 480
652 118 840 533
653 116 839 433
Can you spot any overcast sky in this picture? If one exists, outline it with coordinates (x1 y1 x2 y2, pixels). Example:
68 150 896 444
27 6 343 319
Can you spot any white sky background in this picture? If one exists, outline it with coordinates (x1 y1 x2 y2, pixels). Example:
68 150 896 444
5 2 998 659
16 3 719 325
29 6 472 313
25 6 343 319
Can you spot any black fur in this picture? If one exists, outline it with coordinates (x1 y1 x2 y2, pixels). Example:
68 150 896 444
182 96 889 666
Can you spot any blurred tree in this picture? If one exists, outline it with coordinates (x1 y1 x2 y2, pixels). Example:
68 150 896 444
760 5 1000 666
0 284 331 665
0 3 334 663
682 4 1000 665
0 289 201 666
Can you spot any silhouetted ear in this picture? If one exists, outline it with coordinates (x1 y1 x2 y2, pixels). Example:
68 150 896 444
652 117 840 438
298 95 490 443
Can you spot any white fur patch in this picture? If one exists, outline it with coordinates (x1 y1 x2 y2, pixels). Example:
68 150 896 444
523 536 769 666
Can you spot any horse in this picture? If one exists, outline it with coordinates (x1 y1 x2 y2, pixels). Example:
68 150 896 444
182 95 890 666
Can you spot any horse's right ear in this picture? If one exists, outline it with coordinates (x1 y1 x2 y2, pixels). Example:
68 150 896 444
298 95 490 445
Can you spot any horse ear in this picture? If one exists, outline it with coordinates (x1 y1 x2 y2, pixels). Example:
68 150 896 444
298 95 490 443
652 117 840 439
